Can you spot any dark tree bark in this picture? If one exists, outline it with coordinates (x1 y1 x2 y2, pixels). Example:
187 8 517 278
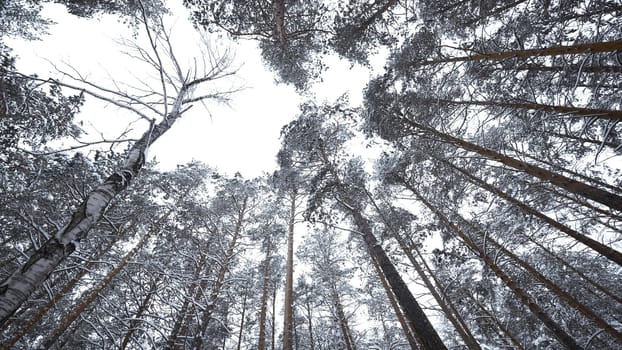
258 242 273 350
428 97 622 122
369 254 421 350
345 206 448 350
418 40 622 66
192 197 247 350
119 277 159 350
402 118 622 212
331 287 357 350
283 191 297 350
165 251 209 350
436 157 622 266
402 181 582 350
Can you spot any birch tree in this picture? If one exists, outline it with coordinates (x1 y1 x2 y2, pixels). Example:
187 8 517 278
0 7 237 325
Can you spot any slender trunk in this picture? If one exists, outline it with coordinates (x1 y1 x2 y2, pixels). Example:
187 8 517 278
431 97 622 122
119 277 159 350
369 254 421 350
403 182 582 349
437 158 622 266
165 251 209 350
344 205 448 350
399 233 478 349
293 308 300 350
367 193 478 349
0 98 189 325
332 287 356 350
258 243 273 350
412 243 482 348
39 208 175 349
418 40 622 66
273 0 286 45
468 293 526 350
463 218 622 341
507 148 622 195
236 285 248 350
283 191 296 350
540 129 621 150
523 233 622 305
468 219 622 342
193 197 247 350
271 281 276 350
176 257 216 349
403 118 622 212
2 238 118 347
306 299 315 350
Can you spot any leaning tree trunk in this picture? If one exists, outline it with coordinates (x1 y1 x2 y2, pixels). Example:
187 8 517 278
331 287 357 350
468 293 526 350
367 194 479 349
429 97 622 122
402 117 622 212
192 197 247 350
165 250 209 350
462 218 622 341
2 237 118 347
38 207 176 349
369 254 420 350
437 157 622 266
403 182 582 350
0 96 190 325
342 203 448 350
119 277 160 350
236 281 250 350
418 40 622 66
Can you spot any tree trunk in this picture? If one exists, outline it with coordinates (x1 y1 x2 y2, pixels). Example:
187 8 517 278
305 299 315 350
0 99 189 325
506 148 622 195
403 182 582 349
273 0 286 45
418 40 622 66
462 217 622 341
258 243 273 350
236 283 249 350
403 118 622 212
437 158 622 266
271 281 276 350
468 293 526 350
38 208 175 349
331 287 357 350
193 197 247 350
2 237 118 347
399 233 479 349
367 193 479 349
344 205 448 350
165 251 209 350
119 277 159 350
283 191 297 350
431 97 622 122
369 254 421 350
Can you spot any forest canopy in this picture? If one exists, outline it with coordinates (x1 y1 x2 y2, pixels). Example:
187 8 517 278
1 0 621 349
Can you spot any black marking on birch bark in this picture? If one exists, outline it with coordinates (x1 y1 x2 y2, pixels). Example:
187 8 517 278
20 238 65 274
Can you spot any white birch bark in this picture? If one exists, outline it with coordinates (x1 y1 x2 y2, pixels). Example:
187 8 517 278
0 6 235 324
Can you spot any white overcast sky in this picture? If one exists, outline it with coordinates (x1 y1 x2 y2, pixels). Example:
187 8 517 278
6 2 378 178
